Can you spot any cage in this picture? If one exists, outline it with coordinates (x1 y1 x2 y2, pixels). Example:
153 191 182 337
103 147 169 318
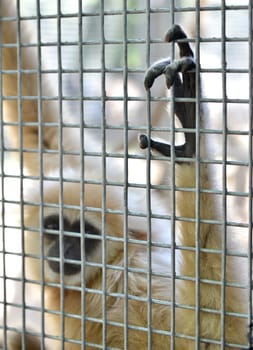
0 0 252 349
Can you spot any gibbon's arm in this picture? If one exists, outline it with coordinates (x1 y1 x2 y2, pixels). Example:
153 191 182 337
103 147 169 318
140 25 247 345
1 1 59 154
139 25 209 252
0 0 87 177
1 0 102 177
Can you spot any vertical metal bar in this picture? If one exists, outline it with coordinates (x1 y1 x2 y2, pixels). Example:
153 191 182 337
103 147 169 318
248 0 253 348
145 1 152 349
122 1 129 349
195 2 201 349
56 0 65 347
169 1 176 348
0 9 7 350
221 0 227 347
16 1 26 348
77 1 86 349
36 1 46 347
100 1 107 348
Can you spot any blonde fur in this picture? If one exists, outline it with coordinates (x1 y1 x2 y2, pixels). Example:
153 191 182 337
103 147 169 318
0 1 248 349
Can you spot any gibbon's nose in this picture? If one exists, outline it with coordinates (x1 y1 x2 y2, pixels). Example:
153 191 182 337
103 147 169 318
47 236 81 275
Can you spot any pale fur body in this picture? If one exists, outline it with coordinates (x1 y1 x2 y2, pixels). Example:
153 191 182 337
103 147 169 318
0 1 248 349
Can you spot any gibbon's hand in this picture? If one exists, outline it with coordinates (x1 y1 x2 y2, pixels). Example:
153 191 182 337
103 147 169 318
139 24 197 160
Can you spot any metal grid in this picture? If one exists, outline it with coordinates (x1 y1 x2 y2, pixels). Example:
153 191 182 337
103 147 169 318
0 0 252 349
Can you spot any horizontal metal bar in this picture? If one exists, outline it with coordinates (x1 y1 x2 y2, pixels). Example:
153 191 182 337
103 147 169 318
0 5 249 22
1 67 250 75
1 35 249 49
2 95 250 104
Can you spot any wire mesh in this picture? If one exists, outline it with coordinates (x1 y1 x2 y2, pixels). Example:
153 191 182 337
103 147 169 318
0 0 252 349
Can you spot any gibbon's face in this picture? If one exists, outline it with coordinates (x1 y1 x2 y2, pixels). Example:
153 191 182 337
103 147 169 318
23 179 124 285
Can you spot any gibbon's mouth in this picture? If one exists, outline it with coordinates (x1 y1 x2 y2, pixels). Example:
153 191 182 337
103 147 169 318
44 214 100 275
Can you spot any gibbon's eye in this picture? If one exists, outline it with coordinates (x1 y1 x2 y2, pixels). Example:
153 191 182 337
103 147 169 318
44 214 60 231
43 215 71 241
81 221 101 255
44 214 70 231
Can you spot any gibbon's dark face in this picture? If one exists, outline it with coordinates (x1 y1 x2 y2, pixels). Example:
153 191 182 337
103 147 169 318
24 181 124 284
44 214 100 276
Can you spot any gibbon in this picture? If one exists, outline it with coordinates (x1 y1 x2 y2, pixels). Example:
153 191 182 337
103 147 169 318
0 0 249 349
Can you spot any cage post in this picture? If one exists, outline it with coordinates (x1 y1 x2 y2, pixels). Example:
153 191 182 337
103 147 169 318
122 1 129 349
248 0 253 348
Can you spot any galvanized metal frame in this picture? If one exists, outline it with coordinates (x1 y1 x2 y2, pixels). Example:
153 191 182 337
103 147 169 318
248 0 253 348
0 1 252 349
